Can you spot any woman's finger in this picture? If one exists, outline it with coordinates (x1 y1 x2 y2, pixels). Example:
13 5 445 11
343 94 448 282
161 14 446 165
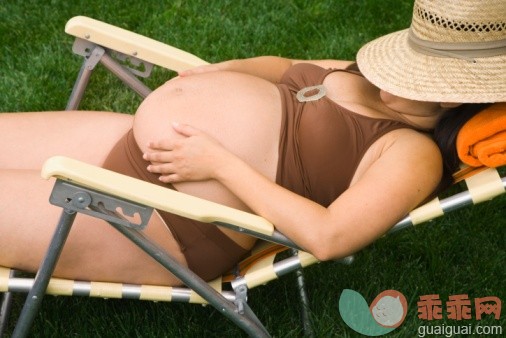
159 173 182 183
171 122 201 137
147 137 178 151
143 150 174 163
178 64 220 77
146 162 175 174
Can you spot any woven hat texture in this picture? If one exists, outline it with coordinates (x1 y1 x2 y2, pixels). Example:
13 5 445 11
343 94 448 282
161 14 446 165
356 0 506 103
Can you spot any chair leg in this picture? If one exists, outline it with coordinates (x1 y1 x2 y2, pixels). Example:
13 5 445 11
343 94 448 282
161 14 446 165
291 248 315 338
66 44 105 110
108 219 271 338
13 180 272 337
66 39 152 111
99 52 152 98
0 270 17 338
295 268 315 337
11 209 77 338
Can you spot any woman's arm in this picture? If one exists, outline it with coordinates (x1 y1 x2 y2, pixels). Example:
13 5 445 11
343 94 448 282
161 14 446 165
179 56 354 83
214 130 442 260
144 124 443 261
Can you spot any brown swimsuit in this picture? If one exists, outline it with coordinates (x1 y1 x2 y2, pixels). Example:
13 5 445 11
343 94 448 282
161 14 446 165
276 63 412 207
102 63 412 280
102 130 248 281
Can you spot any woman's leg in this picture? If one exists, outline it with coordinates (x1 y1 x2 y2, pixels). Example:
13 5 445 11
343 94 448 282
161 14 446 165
0 111 133 169
0 169 187 285
0 111 188 285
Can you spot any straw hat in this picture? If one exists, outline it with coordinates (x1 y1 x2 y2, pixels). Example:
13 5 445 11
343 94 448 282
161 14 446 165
356 0 506 103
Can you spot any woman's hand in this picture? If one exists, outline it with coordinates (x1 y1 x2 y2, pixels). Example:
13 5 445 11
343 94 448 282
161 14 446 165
143 123 233 183
178 62 227 77
178 57 293 83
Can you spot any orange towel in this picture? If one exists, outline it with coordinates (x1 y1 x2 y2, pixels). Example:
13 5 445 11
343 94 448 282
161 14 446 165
456 102 506 167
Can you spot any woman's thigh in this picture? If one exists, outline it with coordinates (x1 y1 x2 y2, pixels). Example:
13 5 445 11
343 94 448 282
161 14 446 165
0 169 187 286
0 111 133 170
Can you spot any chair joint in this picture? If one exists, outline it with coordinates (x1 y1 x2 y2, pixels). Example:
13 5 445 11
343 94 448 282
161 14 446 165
49 179 153 230
71 39 104 71
72 38 153 78
231 279 249 315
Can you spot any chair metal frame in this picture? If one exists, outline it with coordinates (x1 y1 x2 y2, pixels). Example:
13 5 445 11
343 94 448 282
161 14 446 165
1 16 505 338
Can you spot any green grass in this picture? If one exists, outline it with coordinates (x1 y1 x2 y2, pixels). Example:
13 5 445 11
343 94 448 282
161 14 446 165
1 0 505 337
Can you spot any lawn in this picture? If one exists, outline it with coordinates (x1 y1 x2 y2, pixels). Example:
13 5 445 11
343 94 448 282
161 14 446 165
1 0 504 337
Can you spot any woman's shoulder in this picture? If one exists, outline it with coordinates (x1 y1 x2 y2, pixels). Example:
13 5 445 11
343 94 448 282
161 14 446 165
363 127 442 181
367 128 443 204
352 128 441 188
384 128 440 157
380 128 443 182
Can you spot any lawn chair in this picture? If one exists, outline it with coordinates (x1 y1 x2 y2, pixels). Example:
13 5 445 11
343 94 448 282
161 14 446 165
1 16 505 338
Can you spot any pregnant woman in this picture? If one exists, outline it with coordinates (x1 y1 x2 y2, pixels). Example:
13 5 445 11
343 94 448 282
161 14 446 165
0 0 504 285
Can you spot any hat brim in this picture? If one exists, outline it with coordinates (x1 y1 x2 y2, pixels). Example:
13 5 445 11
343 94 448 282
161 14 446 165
356 29 506 103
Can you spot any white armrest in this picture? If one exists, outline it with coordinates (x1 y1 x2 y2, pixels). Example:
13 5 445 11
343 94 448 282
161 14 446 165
65 16 208 72
41 156 274 236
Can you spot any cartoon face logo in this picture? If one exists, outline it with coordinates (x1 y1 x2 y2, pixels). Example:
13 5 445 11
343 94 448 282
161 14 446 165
370 290 408 328
339 289 408 336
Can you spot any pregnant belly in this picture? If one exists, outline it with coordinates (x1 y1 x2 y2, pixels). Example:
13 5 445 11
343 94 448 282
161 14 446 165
132 70 282 213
